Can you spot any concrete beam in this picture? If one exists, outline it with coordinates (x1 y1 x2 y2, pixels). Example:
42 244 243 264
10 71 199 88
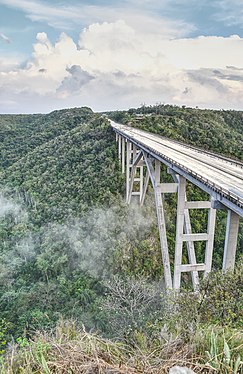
180 263 205 272
183 233 209 241
157 183 178 193
185 201 211 209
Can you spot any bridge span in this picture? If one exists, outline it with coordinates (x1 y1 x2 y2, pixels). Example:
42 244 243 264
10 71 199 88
110 120 243 291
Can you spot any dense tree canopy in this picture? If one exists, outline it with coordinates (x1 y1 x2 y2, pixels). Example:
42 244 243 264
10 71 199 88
0 105 242 362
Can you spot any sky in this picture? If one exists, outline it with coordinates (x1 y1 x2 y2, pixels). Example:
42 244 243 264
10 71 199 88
0 0 243 113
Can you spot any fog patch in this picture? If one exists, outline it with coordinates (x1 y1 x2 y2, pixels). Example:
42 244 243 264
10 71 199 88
0 191 156 283
0 193 24 219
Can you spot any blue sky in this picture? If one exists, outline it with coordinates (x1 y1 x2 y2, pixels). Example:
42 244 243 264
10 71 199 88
1 0 243 113
1 0 243 56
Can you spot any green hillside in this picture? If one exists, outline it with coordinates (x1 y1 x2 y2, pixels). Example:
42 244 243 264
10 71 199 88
0 108 94 170
1 111 122 224
0 105 242 372
109 105 243 160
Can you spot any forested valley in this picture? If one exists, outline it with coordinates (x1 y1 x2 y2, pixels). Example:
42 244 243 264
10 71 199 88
0 105 242 373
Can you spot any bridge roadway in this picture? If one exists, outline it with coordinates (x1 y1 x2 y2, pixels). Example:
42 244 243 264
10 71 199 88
110 120 243 217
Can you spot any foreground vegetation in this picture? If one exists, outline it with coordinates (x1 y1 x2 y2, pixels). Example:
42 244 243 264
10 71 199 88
0 104 242 372
1 266 242 373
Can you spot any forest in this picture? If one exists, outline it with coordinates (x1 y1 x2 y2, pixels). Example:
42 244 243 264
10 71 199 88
0 104 242 373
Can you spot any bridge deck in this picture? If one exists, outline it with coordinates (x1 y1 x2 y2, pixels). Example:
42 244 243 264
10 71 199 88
110 120 243 217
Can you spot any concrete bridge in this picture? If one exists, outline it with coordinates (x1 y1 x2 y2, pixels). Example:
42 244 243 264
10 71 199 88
110 120 243 291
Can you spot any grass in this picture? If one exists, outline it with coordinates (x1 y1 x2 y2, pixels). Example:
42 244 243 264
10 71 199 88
2 320 242 373
0 320 203 373
1 266 242 373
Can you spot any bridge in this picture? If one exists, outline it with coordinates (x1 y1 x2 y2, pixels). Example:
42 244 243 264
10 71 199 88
110 120 243 291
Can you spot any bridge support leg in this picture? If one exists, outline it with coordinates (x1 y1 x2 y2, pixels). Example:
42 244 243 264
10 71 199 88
132 144 137 162
204 199 217 277
140 170 149 206
118 135 122 161
122 137 125 174
139 165 144 204
154 160 172 289
174 176 186 291
184 201 200 290
126 141 132 202
127 150 143 204
170 171 200 290
223 210 240 271
142 154 173 288
172 174 217 291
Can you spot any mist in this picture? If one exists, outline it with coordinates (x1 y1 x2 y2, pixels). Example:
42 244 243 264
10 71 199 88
0 191 157 283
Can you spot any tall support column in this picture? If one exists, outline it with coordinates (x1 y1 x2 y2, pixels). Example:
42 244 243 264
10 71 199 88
132 144 137 162
139 165 144 204
223 210 240 271
204 198 217 277
154 159 172 289
140 170 149 206
122 137 125 174
174 176 186 291
169 169 199 289
118 135 122 162
184 205 200 290
126 141 132 202
127 151 143 205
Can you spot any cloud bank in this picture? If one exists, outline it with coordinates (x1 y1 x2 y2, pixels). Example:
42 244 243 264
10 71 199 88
1 18 243 113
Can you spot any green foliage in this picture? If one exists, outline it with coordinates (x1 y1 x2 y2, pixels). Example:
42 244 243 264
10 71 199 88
0 320 11 355
165 265 243 343
205 330 243 373
0 104 242 370
0 107 93 170
198 264 243 326
0 270 243 372
0 113 122 225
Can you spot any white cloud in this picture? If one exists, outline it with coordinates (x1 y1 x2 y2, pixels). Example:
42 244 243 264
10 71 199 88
0 32 11 43
0 55 21 71
0 19 243 113
0 0 83 29
214 0 243 27
0 0 193 36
